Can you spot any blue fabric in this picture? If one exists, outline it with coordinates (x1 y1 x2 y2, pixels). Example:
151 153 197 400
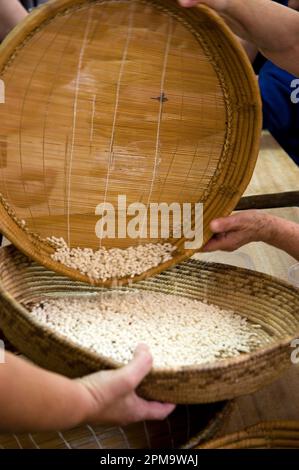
259 62 299 166
257 0 299 165
253 0 299 165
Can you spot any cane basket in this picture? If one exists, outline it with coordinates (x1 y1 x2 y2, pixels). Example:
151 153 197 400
0 246 298 404
0 0 261 286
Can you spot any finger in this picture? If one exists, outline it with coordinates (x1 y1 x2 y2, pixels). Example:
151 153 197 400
203 232 242 252
133 396 176 422
178 0 198 6
203 234 227 252
114 344 153 393
210 214 244 234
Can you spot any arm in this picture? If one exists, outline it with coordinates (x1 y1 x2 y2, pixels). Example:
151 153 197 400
268 215 299 260
238 37 258 63
0 0 28 41
178 0 299 76
0 345 175 432
203 210 299 261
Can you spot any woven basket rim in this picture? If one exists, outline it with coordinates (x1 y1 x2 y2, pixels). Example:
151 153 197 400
181 400 235 449
0 0 262 287
197 420 299 449
0 245 298 377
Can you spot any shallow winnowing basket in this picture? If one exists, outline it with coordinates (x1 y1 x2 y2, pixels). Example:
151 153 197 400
0 0 261 286
0 246 298 404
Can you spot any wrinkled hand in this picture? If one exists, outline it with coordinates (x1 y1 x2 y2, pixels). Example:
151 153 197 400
0 0 28 41
78 344 175 426
177 0 254 41
203 210 271 252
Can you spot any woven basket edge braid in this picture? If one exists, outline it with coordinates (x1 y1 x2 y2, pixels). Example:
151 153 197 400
181 400 236 449
197 420 299 449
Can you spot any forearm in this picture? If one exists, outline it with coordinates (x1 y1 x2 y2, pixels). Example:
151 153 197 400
0 0 28 41
262 214 299 261
0 352 91 432
221 0 299 75
181 0 299 76
238 37 258 63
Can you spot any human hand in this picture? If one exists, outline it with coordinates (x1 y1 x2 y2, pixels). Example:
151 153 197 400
288 1 299 11
177 0 228 11
77 344 176 426
203 210 272 252
176 0 263 44
0 0 28 41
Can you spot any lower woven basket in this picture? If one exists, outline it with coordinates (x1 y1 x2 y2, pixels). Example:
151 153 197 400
0 401 233 449
0 245 299 404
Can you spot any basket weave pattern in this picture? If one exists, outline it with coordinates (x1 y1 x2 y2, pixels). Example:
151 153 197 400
199 421 299 449
0 246 298 403
0 0 261 286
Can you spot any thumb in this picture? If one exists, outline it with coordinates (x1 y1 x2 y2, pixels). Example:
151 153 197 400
210 215 242 234
178 1 199 6
78 345 153 401
101 344 153 398
116 344 153 393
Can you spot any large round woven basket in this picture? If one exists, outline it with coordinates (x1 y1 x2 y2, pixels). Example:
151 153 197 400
0 246 298 404
0 401 233 449
0 0 261 286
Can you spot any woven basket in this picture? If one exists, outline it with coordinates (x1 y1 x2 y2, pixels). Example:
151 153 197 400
0 245 298 404
0 0 261 286
198 421 299 449
0 401 233 449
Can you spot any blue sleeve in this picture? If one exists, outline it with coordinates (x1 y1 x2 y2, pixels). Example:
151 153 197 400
259 62 299 165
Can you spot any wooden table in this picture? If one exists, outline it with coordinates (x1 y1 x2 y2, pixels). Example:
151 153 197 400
199 131 299 437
